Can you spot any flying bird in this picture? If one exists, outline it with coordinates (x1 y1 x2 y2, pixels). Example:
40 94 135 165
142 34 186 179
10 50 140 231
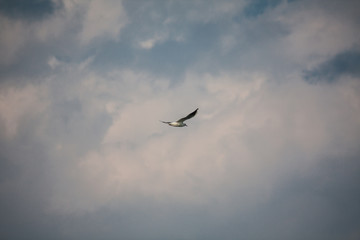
161 108 198 127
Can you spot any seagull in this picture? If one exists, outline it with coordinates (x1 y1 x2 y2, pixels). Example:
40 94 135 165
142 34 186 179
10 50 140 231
161 108 198 127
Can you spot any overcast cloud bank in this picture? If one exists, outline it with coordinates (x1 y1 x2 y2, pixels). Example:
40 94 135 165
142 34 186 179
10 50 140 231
1 0 360 239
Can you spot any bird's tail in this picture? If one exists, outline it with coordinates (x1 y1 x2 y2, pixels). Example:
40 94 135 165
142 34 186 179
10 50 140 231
160 121 170 124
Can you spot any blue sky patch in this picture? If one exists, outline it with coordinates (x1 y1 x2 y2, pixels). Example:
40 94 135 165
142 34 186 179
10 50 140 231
304 50 360 84
0 0 58 20
244 0 282 18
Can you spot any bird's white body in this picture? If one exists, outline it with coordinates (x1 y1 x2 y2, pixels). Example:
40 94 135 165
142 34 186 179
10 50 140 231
168 122 186 127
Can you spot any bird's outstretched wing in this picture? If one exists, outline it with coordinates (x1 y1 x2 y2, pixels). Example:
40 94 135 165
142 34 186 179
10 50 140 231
177 108 198 123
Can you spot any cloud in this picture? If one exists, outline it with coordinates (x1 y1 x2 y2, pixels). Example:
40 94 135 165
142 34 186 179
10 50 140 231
0 15 26 65
278 0 360 66
78 0 128 45
0 84 48 138
138 33 169 49
0 0 127 78
1 0 360 239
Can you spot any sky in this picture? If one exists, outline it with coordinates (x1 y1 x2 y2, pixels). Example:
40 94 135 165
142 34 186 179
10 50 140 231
0 0 360 239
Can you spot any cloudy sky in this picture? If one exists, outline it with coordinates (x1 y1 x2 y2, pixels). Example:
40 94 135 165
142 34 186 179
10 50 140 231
1 0 360 239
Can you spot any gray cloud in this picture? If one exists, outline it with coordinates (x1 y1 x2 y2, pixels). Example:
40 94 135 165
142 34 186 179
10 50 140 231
1 0 360 239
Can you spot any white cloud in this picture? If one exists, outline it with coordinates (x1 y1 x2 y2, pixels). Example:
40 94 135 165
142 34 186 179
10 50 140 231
138 33 168 49
0 84 48 139
1 0 360 238
78 0 128 45
277 1 360 67
48 56 61 69
0 0 128 67
0 16 27 65
40 68 360 215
